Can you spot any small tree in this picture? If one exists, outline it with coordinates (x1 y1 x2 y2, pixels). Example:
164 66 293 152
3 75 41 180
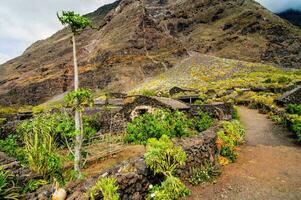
57 11 92 178
64 89 93 178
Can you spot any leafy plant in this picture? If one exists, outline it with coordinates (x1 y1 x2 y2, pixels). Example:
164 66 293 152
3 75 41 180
269 112 284 125
147 176 190 200
125 110 192 144
0 168 20 200
23 179 48 193
144 135 190 200
216 120 245 164
144 135 187 176
17 114 64 182
286 104 301 115
286 114 301 142
217 131 238 162
55 113 99 146
193 111 214 132
64 89 94 112
57 11 91 33
86 177 119 200
0 135 26 164
221 120 245 145
232 106 239 120
188 162 220 185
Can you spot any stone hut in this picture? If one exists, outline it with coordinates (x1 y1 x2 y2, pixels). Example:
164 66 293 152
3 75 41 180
120 95 190 121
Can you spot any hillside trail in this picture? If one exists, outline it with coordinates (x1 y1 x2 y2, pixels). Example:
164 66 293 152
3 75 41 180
186 107 301 200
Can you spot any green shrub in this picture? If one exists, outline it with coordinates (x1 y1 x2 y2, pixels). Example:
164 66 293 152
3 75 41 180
147 176 190 200
0 168 20 200
86 177 119 200
222 120 245 144
188 162 220 185
0 135 26 164
286 104 301 115
217 120 245 164
217 131 238 162
125 110 192 144
23 179 48 193
269 113 284 125
232 106 239 120
144 136 190 200
16 111 99 183
17 114 64 182
277 76 292 83
193 111 214 132
263 76 292 84
286 114 301 142
144 135 187 176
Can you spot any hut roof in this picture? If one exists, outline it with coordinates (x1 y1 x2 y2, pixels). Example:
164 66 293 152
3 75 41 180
151 96 190 109
120 95 190 121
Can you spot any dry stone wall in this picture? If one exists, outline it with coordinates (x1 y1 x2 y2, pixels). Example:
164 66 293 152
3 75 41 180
65 126 219 200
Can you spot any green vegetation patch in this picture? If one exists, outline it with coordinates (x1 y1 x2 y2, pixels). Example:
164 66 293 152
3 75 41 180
86 177 120 200
286 104 301 115
0 167 20 200
217 120 245 165
188 162 221 185
125 109 213 145
145 135 190 200
125 110 193 145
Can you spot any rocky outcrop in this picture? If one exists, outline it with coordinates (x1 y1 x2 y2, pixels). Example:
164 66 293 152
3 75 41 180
275 85 301 106
0 112 32 139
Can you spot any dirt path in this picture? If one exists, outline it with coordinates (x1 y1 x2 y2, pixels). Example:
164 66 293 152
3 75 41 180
187 107 301 200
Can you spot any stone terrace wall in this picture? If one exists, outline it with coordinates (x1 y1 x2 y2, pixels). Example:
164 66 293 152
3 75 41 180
189 102 234 120
64 126 219 200
0 152 42 186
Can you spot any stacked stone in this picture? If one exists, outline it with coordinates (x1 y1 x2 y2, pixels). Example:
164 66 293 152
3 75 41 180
65 126 220 200
0 152 41 186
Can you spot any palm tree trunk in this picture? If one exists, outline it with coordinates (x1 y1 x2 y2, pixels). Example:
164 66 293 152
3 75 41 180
72 34 82 179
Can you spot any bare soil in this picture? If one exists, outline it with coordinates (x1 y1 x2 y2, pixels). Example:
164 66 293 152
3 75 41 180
186 107 301 200
82 145 145 176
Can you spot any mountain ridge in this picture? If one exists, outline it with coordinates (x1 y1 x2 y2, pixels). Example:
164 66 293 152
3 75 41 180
277 9 301 28
0 0 300 106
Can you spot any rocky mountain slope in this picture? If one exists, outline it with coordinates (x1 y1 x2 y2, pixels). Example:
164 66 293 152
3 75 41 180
130 51 301 94
278 9 301 28
0 0 300 105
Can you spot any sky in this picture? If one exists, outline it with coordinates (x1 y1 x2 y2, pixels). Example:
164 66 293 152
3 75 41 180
0 0 300 64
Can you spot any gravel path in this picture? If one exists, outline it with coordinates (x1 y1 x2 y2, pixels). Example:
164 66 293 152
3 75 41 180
186 107 301 200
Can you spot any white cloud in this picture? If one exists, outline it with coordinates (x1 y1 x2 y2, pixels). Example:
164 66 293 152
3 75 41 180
256 0 301 12
0 52 11 65
0 0 115 63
